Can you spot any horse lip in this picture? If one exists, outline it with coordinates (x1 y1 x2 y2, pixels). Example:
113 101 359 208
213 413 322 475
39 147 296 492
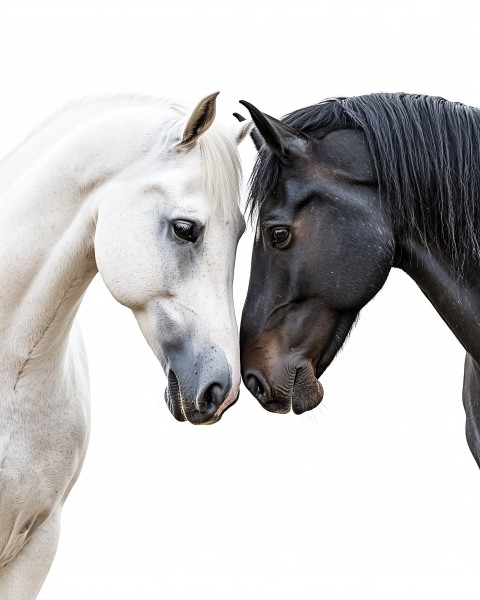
214 388 240 419
165 370 187 422
263 399 291 414
291 363 324 415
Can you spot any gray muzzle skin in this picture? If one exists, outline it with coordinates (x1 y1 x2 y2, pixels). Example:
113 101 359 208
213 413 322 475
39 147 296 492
163 341 235 425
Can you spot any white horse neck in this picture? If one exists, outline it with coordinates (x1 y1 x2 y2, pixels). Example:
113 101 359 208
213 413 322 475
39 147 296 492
0 97 184 387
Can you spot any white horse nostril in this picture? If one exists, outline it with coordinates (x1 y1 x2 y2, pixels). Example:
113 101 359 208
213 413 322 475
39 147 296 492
195 398 210 413
196 383 224 413
208 383 224 406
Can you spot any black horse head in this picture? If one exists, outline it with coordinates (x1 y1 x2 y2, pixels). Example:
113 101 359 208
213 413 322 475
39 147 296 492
239 94 480 416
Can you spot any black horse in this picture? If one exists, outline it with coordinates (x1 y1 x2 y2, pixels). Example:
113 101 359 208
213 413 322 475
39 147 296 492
239 93 480 468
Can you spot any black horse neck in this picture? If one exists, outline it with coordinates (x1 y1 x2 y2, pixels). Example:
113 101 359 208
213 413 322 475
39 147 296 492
396 237 480 362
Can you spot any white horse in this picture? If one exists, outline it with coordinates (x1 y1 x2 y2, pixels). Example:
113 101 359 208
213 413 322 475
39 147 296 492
0 92 251 598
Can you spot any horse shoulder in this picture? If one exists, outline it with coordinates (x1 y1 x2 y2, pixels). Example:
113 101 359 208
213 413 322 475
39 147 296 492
0 323 90 568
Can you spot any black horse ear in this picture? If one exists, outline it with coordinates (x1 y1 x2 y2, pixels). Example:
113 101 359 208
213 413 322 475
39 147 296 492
239 100 307 159
233 112 263 151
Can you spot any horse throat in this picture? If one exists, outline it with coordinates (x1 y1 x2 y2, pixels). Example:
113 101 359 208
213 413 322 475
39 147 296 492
397 237 480 362
0 163 99 390
13 210 97 390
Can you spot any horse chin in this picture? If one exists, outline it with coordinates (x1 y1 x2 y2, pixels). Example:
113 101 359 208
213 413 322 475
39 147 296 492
291 363 324 415
263 400 292 414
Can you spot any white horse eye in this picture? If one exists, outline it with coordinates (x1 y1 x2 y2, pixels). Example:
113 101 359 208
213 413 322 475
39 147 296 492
173 220 198 242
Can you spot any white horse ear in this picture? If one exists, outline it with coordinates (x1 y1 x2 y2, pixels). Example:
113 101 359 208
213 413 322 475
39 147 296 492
232 118 254 145
179 91 219 149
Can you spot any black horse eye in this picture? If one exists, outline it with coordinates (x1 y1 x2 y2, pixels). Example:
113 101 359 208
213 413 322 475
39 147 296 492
173 220 198 242
270 227 291 248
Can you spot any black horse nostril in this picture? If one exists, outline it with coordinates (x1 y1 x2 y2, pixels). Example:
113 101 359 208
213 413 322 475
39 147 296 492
246 374 267 403
196 383 224 414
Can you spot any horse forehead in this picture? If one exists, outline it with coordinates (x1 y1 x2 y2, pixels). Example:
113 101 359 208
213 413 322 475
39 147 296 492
155 168 203 196
137 156 203 198
314 129 374 181
138 178 242 230
157 149 203 183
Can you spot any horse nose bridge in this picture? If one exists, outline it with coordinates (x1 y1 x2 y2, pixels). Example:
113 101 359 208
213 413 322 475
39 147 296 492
240 305 272 354
240 324 283 369
241 281 274 325
209 303 238 334
168 338 234 392
196 344 234 387
204 306 240 366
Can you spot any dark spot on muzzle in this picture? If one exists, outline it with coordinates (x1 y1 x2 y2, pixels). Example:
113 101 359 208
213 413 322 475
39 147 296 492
244 370 291 414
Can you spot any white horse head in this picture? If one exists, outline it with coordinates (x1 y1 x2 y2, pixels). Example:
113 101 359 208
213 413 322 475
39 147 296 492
91 93 251 423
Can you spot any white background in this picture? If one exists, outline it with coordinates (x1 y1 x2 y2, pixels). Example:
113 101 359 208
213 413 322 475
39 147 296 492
1 1 480 598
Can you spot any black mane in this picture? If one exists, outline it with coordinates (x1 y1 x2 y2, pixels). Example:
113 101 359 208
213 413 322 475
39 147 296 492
248 93 480 270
